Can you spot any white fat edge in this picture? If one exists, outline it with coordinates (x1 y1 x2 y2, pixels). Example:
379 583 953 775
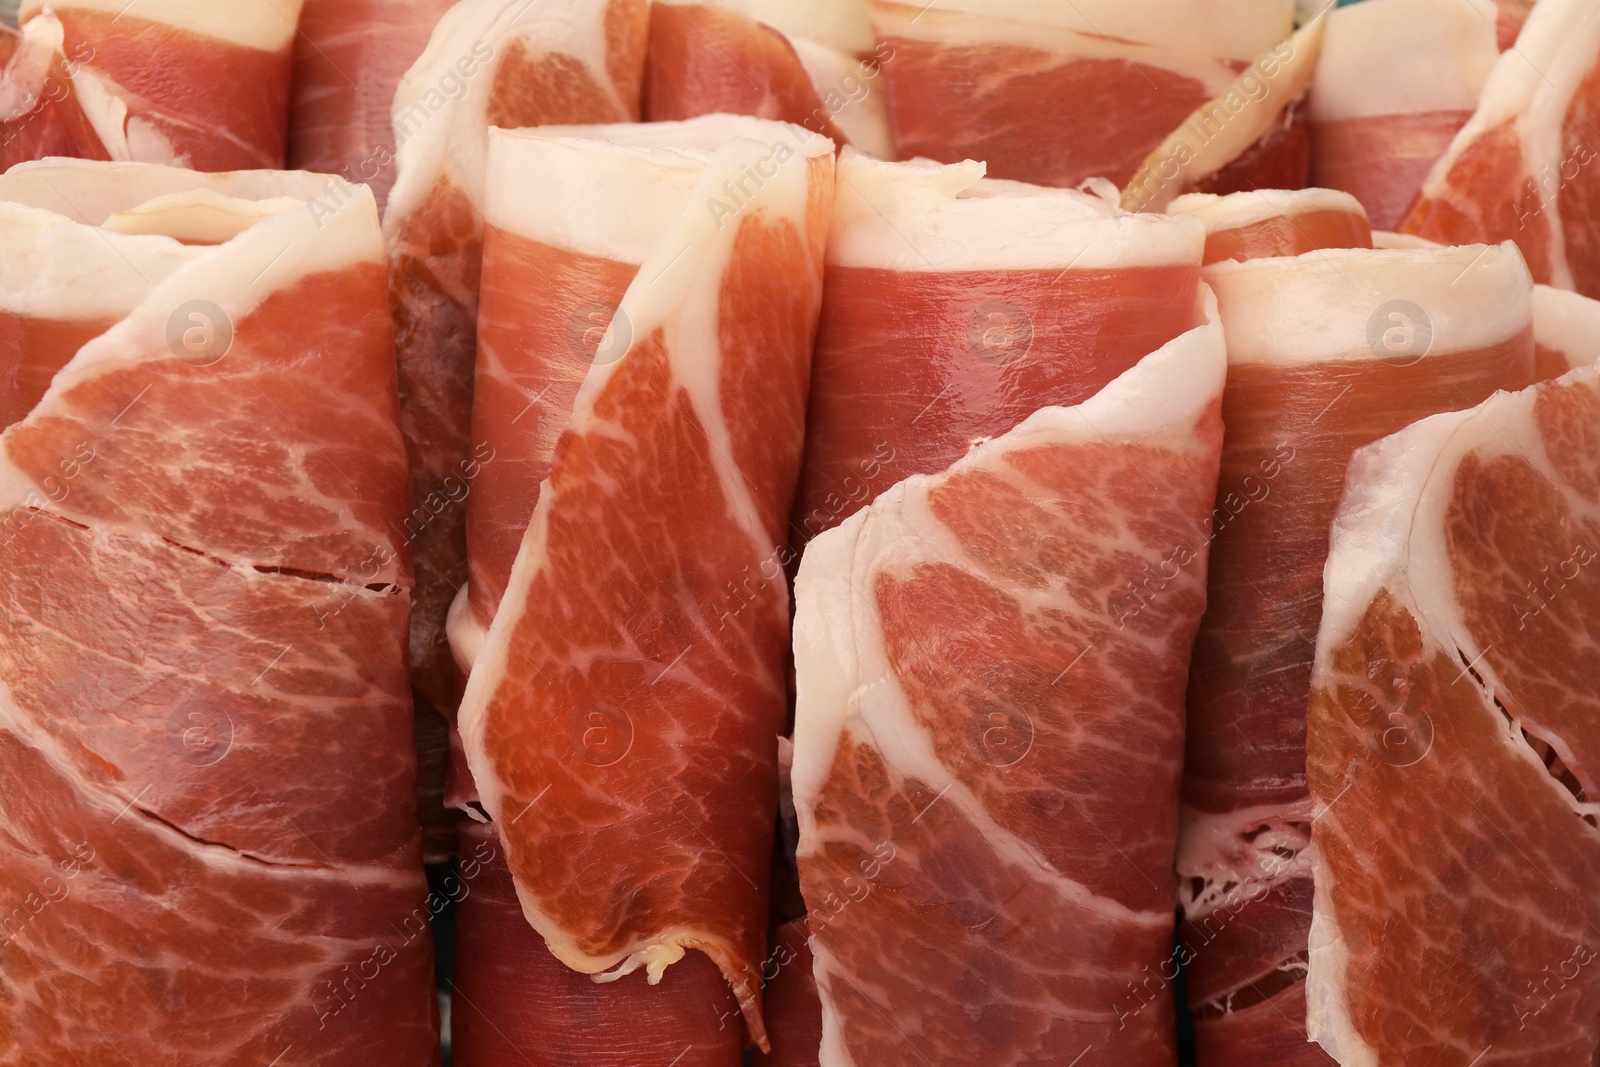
101 192 310 244
0 187 387 510
1414 0 1600 290
0 11 66 116
1370 229 1441 250
0 158 339 224
1175 801 1316 919
445 583 487 678
789 36 894 160
827 151 1204 271
1121 18 1323 214
1308 0 1498 123
870 0 1293 74
533 111 833 153
690 0 875 55
384 0 624 235
809 936 861 1067
1205 241 1532 367
1305 840 1376 1066
484 128 710 263
0 203 199 320
1168 187 1367 236
1533 284 1600 369
20 0 304 52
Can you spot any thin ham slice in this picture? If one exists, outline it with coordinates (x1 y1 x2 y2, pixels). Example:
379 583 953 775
868 0 1293 188
288 0 457 211
1 0 304 170
1167 188 1371 264
1308 0 1499 231
1534 284 1600 378
1174 230 1536 1065
0 161 435 1063
791 295 1226 1067
1400 0 1600 298
1306 360 1600 1064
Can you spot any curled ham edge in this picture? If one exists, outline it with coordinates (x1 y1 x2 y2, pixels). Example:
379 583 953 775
790 285 1227 1066
1305 359 1600 1065
452 119 833 1042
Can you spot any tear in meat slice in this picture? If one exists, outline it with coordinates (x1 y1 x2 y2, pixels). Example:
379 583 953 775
288 0 457 211
455 123 834 1052
0 163 435 1064
1179 239 1536 1065
2 0 305 170
1308 0 1498 231
383 0 647 722
1401 0 1600 298
792 293 1226 1067
869 0 1294 188
1306 363 1600 1065
644 1 893 158
792 150 1205 546
1167 187 1371 264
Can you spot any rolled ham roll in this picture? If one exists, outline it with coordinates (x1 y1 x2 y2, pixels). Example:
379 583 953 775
288 0 457 210
0 160 436 1063
1168 188 1371 264
1308 0 1499 231
1 0 305 170
793 291 1227 1067
867 0 1293 188
1178 240 1535 1066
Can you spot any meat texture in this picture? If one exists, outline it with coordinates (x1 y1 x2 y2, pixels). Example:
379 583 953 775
1307 360 1600 1065
1175 229 1536 1065
0 159 436 1064
454 121 835 1052
0 0 305 170
791 296 1227 1067
1167 187 1371 265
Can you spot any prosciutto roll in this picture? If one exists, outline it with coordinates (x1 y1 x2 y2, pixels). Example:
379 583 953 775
792 292 1227 1067
0 160 436 1063
1168 188 1371 264
0 0 305 170
1177 236 1536 1065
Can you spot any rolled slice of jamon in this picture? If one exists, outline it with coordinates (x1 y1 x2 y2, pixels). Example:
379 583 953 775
288 0 457 210
455 122 835 1052
1167 188 1371 264
1400 0 1600 298
1179 240 1536 1065
791 294 1227 1067
0 162 437 1063
792 151 1205 545
644 0 893 157
384 0 647 728
1 0 305 170
1308 0 1498 231
867 0 1293 188
1306 360 1600 1065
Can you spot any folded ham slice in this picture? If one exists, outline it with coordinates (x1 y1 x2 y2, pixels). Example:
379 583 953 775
793 151 1205 545
1168 188 1371 264
1400 0 1600 298
1308 0 1499 231
288 0 457 210
455 120 834 1052
1306 360 1600 1064
0 161 435 1063
644 0 893 157
792 293 1226 1067
1 0 304 170
1176 235 1536 1065
868 0 1293 188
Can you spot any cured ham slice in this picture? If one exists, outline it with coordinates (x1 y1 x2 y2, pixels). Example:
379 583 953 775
0 161 436 1062
1167 188 1371 264
792 297 1226 1066
1179 241 1536 1065
384 0 647 727
753 919 824 1066
868 0 1293 189
793 151 1205 544
1308 0 1499 231
1400 0 1600 298
1305 361 1600 1065
644 0 893 158
1535 284 1600 379
455 122 834 1051
288 0 457 210
1 0 305 171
